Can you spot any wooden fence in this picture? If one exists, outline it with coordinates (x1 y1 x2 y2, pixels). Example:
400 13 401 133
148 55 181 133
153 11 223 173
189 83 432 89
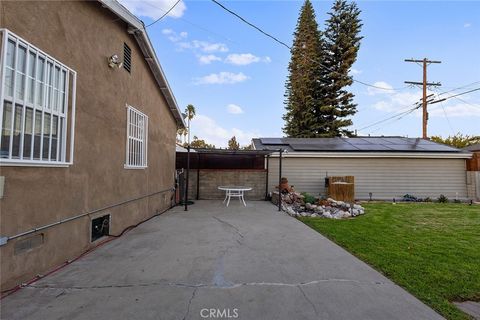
327 176 355 202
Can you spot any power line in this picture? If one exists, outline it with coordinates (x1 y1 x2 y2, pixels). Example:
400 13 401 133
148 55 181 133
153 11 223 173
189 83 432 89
429 87 480 105
210 0 405 92
438 80 480 96
367 108 417 134
439 100 455 134
443 87 480 100
357 104 420 131
142 1 235 43
145 0 183 28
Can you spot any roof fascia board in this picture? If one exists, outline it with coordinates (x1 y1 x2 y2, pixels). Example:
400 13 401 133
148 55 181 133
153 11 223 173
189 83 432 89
269 152 472 159
98 0 185 128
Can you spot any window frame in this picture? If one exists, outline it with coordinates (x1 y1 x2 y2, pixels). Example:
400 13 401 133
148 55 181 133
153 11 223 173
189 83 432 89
0 29 77 167
124 105 148 169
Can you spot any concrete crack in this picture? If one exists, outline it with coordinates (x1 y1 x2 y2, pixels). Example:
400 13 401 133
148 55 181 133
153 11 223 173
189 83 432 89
182 288 197 320
298 285 319 316
26 278 385 291
27 281 208 290
212 216 244 239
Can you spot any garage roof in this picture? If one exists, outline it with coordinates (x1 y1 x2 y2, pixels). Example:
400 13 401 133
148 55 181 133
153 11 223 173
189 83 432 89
253 137 470 153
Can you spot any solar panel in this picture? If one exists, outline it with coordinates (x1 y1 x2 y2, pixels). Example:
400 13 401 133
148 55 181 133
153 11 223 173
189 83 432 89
381 137 411 145
260 138 285 145
257 137 463 153
382 144 425 151
417 144 459 152
290 143 359 151
347 138 375 145
353 144 394 151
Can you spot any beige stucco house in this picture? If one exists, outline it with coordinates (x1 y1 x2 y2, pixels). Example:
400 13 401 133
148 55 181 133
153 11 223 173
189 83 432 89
0 0 184 290
254 137 473 201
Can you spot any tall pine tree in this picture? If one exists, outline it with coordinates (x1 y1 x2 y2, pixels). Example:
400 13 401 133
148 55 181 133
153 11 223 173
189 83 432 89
283 0 327 137
322 0 362 136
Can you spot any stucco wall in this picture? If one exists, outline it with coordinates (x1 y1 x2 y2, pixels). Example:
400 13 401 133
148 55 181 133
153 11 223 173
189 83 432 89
185 169 267 200
267 157 468 200
0 1 177 289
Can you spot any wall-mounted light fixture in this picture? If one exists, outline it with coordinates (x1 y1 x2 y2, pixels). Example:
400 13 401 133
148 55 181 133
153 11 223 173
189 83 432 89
108 54 123 69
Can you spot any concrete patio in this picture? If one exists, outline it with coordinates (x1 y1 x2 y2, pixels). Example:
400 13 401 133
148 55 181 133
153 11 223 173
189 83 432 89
1 201 443 320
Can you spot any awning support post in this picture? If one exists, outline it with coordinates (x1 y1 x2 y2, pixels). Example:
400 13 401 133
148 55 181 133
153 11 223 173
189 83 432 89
278 149 283 212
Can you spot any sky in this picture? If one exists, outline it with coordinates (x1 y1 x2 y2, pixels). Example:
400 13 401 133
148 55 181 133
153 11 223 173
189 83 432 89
118 0 480 147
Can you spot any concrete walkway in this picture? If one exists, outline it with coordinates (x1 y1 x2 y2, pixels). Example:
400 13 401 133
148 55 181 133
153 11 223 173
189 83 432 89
1 201 443 320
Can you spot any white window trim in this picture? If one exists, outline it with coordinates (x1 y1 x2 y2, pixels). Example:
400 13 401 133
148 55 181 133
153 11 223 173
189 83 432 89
124 104 148 169
0 29 76 167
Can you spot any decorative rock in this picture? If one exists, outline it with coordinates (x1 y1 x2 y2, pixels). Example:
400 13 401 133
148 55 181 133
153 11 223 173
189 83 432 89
275 194 365 219
323 211 332 219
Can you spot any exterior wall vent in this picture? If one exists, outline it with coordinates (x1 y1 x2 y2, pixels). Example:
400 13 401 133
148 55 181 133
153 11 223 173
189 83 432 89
91 214 110 242
123 43 132 73
14 233 44 255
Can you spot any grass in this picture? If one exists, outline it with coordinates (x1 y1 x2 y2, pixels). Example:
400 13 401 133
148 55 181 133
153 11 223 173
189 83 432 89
300 203 480 320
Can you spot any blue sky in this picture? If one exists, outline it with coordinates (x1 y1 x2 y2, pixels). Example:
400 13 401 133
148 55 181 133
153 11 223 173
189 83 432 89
119 0 480 147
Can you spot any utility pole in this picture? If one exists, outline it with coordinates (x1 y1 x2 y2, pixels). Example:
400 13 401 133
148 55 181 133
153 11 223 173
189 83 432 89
404 58 441 139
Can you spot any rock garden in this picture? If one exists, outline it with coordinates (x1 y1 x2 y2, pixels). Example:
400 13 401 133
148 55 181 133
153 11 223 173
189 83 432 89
272 177 365 219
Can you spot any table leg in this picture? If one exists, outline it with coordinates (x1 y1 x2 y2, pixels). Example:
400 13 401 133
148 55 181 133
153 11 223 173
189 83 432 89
241 191 246 206
226 191 231 207
223 190 228 203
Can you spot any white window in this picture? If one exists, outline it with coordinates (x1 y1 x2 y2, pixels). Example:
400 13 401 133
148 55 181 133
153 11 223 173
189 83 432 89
0 29 76 166
125 105 148 169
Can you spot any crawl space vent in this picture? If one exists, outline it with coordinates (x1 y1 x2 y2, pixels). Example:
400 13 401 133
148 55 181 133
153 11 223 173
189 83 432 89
91 214 110 242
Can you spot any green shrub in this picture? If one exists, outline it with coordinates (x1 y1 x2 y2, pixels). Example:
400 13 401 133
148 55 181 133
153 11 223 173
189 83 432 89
424 197 432 202
437 194 448 203
301 192 316 204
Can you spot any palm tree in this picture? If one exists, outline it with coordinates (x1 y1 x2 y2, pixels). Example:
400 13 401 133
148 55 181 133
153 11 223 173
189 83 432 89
184 104 196 146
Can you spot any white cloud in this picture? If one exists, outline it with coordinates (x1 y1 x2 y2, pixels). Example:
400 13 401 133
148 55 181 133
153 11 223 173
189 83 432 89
365 81 438 113
429 102 480 118
161 29 188 43
118 0 186 20
224 53 270 65
198 54 222 65
190 115 259 147
174 39 229 53
367 81 394 96
464 22 472 28
227 104 244 114
194 72 249 85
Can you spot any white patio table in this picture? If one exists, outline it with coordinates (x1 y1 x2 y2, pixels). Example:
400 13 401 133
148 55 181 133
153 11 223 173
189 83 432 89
218 186 253 207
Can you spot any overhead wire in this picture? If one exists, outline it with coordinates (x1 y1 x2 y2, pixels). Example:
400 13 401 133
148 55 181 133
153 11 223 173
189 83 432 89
209 0 407 92
141 1 236 43
357 104 421 132
145 0 183 28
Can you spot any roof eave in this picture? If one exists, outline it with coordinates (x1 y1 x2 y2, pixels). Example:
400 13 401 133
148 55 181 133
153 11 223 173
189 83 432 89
98 0 186 128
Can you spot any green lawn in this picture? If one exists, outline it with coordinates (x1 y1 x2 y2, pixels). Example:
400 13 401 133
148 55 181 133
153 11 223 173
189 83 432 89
300 203 480 320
